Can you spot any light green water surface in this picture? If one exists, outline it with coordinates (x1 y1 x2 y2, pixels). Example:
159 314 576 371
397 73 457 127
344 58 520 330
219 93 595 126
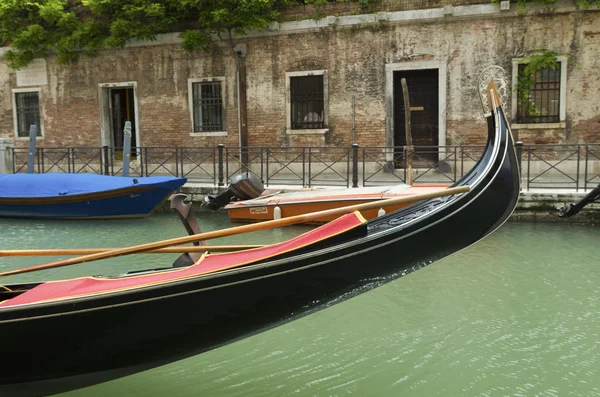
0 215 598 397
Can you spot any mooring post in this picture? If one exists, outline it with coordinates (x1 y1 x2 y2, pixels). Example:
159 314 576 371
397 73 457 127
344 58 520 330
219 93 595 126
122 121 132 177
27 125 37 174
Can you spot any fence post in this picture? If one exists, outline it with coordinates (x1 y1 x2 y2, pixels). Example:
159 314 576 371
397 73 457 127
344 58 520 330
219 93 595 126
175 147 179 177
102 146 110 175
584 144 589 191
266 147 270 186
38 149 43 174
576 144 580 192
27 125 37 174
217 144 224 186
68 148 73 173
308 147 312 188
352 143 359 188
403 146 407 183
515 141 523 174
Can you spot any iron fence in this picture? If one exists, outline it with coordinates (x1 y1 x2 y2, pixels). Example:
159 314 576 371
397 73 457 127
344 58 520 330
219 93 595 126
7 143 600 191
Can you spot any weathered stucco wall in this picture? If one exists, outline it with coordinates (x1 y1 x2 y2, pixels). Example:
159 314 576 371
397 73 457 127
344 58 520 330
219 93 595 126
0 52 13 138
0 3 598 151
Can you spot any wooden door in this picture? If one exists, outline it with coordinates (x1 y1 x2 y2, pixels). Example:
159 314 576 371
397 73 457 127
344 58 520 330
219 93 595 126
393 69 439 167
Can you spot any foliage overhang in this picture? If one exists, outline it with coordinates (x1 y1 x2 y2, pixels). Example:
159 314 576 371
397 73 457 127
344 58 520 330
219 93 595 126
0 0 298 69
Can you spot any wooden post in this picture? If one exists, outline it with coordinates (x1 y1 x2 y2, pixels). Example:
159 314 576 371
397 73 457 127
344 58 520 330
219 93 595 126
401 78 413 185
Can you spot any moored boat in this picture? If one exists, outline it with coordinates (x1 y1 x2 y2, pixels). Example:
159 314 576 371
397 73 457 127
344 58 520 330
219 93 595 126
224 183 449 223
0 82 519 396
0 173 187 219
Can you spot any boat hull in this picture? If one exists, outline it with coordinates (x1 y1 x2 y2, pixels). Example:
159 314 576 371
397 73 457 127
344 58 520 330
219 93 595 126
0 161 516 396
226 185 449 223
0 175 187 219
0 98 519 395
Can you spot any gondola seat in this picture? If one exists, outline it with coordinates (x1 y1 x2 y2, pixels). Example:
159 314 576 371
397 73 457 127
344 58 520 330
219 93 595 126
0 211 367 309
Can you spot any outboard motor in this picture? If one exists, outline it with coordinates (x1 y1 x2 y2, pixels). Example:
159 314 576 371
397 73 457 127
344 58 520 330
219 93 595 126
204 172 265 210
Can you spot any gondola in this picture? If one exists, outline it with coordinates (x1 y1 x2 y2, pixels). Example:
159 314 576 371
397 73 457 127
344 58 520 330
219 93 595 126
0 173 187 219
0 82 520 397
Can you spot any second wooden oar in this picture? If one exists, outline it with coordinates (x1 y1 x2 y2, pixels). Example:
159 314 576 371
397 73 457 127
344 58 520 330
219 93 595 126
0 185 469 278
0 245 262 257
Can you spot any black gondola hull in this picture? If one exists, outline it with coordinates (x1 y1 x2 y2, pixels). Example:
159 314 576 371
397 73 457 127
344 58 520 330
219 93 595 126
0 104 520 396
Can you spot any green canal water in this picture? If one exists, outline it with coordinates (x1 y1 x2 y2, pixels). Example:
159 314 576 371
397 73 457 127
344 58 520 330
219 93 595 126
0 215 598 397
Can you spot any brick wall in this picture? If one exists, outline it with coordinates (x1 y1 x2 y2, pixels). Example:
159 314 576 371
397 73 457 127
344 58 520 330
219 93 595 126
0 2 599 152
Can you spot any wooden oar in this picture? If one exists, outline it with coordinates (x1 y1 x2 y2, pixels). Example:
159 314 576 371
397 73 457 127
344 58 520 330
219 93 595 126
0 245 262 257
0 185 469 278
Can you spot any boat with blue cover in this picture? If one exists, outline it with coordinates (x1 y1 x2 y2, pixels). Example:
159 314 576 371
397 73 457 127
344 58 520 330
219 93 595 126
0 173 187 219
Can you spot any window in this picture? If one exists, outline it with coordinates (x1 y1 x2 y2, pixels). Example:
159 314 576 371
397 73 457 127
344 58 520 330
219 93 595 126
188 78 225 135
512 57 567 126
290 75 324 129
13 90 42 138
286 70 328 134
517 64 560 123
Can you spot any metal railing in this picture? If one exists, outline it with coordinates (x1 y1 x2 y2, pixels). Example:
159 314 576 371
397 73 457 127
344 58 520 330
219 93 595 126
8 143 600 191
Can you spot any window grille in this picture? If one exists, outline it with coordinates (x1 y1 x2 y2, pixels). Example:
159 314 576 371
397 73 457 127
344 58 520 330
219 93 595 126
291 75 324 129
192 81 223 132
517 64 561 124
15 92 41 137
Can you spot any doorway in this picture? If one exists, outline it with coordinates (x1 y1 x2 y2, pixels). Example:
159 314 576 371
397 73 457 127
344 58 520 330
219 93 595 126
393 69 439 167
109 87 137 159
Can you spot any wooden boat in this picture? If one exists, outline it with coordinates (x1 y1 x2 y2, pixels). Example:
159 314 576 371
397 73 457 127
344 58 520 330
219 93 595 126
224 183 449 223
0 82 519 396
0 173 187 219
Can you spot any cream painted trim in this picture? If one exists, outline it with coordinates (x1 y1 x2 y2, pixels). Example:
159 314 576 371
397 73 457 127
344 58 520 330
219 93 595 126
190 131 227 137
286 129 329 135
98 82 140 148
511 56 567 123
12 87 44 140
285 70 328 135
385 60 447 162
512 122 566 130
187 76 227 136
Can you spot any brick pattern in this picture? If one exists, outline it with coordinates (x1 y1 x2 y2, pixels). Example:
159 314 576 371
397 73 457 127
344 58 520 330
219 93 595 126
0 7 598 152
574 115 600 144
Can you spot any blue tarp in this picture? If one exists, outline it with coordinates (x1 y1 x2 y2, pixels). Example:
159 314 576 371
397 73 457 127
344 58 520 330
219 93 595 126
0 173 187 198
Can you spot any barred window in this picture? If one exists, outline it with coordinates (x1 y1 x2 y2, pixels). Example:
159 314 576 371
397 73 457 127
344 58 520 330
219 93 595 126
290 75 324 129
192 81 224 132
517 63 561 124
15 92 41 137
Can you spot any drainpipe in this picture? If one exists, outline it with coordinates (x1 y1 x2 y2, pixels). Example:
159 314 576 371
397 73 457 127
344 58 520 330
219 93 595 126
234 43 249 171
